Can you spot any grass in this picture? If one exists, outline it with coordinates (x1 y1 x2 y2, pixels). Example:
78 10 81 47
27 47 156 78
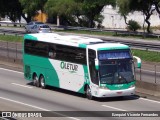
55 29 115 36
0 34 23 42
55 29 160 41
132 49 160 63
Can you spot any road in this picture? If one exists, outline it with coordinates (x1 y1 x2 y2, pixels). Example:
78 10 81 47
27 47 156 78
0 67 160 120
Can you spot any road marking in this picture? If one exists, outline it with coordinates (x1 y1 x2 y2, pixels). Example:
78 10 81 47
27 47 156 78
0 96 50 111
140 69 160 74
0 67 23 74
130 96 160 104
139 97 160 104
0 96 81 120
102 105 127 111
11 83 33 89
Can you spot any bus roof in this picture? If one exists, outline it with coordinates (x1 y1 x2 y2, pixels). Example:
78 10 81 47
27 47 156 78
24 33 129 50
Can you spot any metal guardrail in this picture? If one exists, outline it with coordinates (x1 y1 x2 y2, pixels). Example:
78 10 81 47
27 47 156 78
0 22 160 52
0 28 160 52
1 21 160 38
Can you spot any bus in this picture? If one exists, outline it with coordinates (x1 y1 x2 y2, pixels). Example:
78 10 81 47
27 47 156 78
23 33 141 100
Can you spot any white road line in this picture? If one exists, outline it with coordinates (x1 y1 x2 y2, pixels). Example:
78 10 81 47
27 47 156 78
139 97 160 104
102 105 127 111
140 69 160 74
0 67 23 74
0 96 50 111
130 96 160 104
11 83 33 89
0 96 81 120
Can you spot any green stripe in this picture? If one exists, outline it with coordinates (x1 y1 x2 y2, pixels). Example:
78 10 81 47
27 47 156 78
79 44 87 48
24 34 38 40
100 81 135 90
98 46 129 51
23 54 60 87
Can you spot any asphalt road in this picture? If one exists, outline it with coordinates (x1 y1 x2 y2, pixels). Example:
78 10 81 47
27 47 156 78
0 67 160 120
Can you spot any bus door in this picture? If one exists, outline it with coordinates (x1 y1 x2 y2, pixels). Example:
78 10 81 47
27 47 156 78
88 49 99 95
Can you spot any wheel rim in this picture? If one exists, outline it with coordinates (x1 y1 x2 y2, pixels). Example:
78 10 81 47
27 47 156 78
40 76 45 88
40 77 44 87
33 75 39 87
86 86 92 100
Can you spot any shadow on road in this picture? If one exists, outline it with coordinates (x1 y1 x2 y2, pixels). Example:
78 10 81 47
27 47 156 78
27 82 140 102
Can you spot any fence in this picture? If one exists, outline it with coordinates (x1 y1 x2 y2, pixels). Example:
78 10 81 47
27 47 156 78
0 41 159 84
136 65 160 84
0 41 22 62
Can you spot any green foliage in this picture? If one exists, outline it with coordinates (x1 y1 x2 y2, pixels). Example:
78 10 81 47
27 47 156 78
132 49 160 62
0 0 22 22
45 0 116 27
127 20 141 31
117 0 157 33
19 0 47 23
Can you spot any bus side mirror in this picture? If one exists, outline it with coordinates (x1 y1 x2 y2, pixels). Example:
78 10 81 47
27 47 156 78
95 58 99 70
133 56 141 68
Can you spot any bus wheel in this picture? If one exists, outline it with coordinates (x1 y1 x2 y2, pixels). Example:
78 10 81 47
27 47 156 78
40 75 46 89
86 86 92 100
33 74 40 87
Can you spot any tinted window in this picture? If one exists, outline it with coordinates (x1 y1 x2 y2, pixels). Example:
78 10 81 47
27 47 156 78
55 45 86 65
25 40 48 57
40 25 50 28
24 39 86 65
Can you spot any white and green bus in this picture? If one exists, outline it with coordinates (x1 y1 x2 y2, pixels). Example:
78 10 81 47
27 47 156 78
23 33 141 99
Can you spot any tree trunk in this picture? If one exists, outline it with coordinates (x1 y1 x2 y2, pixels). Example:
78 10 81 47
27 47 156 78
145 18 151 33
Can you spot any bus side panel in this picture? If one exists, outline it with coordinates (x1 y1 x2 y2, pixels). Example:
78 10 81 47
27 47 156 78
49 59 87 93
23 54 60 87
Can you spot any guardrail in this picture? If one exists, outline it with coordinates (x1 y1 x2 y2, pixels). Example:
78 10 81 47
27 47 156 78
0 28 160 52
1 21 160 39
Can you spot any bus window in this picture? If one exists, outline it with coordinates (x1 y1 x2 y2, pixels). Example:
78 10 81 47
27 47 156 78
88 49 99 85
49 45 56 59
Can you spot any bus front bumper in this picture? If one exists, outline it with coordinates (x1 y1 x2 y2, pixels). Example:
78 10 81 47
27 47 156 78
95 87 135 98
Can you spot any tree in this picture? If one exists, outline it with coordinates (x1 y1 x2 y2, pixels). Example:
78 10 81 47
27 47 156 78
19 0 48 23
153 0 160 17
0 0 22 22
127 20 141 31
80 0 116 28
45 0 116 27
45 0 81 26
117 0 156 33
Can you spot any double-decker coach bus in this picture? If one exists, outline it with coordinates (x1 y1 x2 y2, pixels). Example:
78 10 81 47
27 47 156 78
23 33 141 100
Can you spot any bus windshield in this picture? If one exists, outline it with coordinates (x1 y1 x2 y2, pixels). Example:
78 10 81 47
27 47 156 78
98 50 134 84
99 59 134 84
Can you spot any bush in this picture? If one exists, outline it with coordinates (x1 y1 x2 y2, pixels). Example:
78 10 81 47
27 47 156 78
127 20 141 31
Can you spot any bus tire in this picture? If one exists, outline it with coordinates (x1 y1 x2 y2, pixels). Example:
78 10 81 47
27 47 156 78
33 74 40 87
40 75 46 89
86 86 93 100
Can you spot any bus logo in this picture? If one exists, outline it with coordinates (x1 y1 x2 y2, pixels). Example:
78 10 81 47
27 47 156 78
60 61 78 73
